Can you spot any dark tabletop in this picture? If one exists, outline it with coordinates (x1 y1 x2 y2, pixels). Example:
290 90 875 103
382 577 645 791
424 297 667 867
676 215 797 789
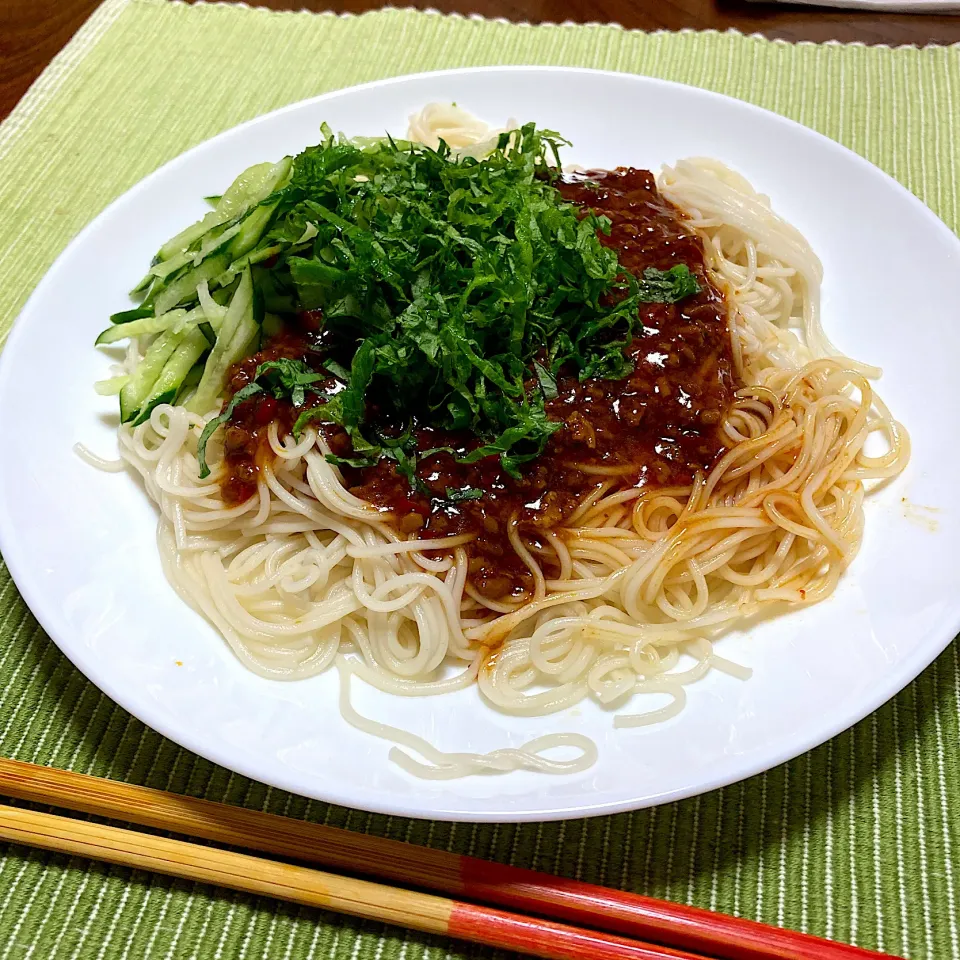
2 0 959 121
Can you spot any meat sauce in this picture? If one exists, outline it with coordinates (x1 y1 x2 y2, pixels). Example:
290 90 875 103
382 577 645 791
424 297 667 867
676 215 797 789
219 168 738 598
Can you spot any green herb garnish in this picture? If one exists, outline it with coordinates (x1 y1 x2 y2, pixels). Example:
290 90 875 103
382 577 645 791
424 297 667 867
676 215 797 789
444 487 484 503
636 265 701 303
269 123 653 480
196 382 262 479
533 361 559 400
255 358 325 407
325 454 379 469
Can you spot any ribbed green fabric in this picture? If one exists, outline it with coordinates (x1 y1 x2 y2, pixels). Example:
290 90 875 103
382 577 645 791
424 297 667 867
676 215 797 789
0 1 958 957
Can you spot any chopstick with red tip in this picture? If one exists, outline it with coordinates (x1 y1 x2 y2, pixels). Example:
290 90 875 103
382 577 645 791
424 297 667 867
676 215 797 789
0 803 698 960
0 758 902 960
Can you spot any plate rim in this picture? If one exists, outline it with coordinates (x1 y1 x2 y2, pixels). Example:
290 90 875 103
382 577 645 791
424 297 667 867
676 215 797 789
2 64 959 822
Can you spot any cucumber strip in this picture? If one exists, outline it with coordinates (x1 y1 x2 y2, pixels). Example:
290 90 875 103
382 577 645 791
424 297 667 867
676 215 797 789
156 157 292 262
198 321 217 346
137 276 161 307
149 249 192 280
174 305 209 332
132 328 209 426
110 307 154 325
156 217 232 269
191 316 259 416
95 309 188 346
215 243 283 289
175 362 205 405
187 268 256 415
155 214 226 270
214 267 253 348
119 330 184 423
228 203 278 261
94 376 130 396
197 281 228 329
190 221 244 266
216 158 290 222
212 283 233 306
130 272 155 296
147 221 243 302
96 305 208 346
152 252 231 317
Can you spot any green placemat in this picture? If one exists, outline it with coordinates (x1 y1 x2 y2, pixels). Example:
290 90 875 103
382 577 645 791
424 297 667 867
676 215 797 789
1 1 959 957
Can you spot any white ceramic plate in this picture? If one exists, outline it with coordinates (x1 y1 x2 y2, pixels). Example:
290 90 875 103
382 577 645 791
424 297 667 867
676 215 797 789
2 67 959 822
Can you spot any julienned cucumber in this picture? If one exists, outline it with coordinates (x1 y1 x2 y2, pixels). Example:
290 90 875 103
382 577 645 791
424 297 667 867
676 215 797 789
188 221 245 269
187 267 258 415
146 222 242 284
215 243 283 289
112 156 291 425
151 253 231 318
229 203 277 261
176 362 205 402
156 157 292 263
119 330 183 423
131 328 210 426
148 201 278 318
95 308 189 346
109 307 154 325
94 302 219 346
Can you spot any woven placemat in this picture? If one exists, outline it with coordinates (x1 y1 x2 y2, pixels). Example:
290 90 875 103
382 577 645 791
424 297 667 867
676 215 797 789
1 1 959 957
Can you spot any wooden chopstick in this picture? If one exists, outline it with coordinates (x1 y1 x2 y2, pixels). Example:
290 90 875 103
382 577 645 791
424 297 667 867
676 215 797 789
0 758 900 960
0 803 700 960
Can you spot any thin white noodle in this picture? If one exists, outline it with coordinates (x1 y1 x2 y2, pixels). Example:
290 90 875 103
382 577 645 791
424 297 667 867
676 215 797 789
337 660 597 778
73 442 126 473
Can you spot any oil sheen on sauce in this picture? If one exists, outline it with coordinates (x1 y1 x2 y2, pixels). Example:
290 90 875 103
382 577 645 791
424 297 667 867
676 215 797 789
219 168 738 599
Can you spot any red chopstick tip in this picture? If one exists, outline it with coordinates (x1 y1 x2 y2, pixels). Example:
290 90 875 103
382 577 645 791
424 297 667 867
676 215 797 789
459 858 903 960
448 902 702 960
